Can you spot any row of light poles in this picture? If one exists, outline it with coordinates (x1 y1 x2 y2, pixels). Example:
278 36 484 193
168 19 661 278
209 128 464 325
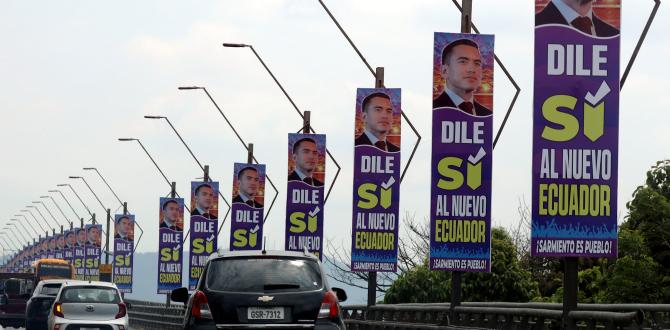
0 168 144 265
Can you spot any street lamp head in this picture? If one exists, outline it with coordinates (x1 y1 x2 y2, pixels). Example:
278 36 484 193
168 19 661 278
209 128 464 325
83 167 96 171
32 201 40 204
177 86 203 90
40 196 49 199
68 176 82 179
144 115 165 119
57 184 68 187
48 190 58 193
222 43 248 48
118 138 137 142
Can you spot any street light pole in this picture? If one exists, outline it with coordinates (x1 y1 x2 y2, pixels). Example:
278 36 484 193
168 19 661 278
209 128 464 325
69 176 111 262
1 233 20 251
31 202 60 228
15 214 40 236
41 195 71 224
68 177 107 214
177 86 279 221
10 220 33 243
49 190 80 221
12 217 38 237
23 208 50 234
57 183 93 218
143 116 232 225
82 167 145 253
7 223 29 245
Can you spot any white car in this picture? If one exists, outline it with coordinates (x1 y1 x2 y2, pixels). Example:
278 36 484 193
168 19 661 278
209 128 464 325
47 281 129 330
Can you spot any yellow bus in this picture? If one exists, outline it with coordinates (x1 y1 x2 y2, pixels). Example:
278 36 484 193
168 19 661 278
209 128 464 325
33 259 75 281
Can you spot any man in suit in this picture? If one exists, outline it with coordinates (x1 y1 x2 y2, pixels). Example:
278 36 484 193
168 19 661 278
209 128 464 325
355 92 400 152
536 0 619 37
66 231 76 248
56 234 65 250
288 137 324 187
160 200 183 231
87 226 101 247
76 228 87 247
192 184 217 219
233 167 264 208
114 216 133 241
433 39 492 116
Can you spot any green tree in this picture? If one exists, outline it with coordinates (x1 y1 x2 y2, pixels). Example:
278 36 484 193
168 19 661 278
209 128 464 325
384 227 539 303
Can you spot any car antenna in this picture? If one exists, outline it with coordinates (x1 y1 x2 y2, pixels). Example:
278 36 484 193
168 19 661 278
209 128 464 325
262 236 267 255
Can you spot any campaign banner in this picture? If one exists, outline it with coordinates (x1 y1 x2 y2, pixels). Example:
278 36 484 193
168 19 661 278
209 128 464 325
430 33 494 272
113 214 135 293
40 236 48 259
63 229 76 264
351 88 401 272
531 0 620 258
54 233 65 260
84 224 102 281
157 197 184 294
285 134 326 259
73 228 87 280
48 237 56 259
189 182 219 290
230 163 266 251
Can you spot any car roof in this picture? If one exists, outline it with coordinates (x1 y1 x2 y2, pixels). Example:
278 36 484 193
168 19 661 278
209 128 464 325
60 280 118 288
37 279 70 285
208 249 320 262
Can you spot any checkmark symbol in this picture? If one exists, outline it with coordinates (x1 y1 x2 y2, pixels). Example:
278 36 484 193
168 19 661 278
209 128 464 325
381 177 395 190
468 147 486 164
207 234 214 242
250 225 260 234
585 81 611 106
173 244 180 250
309 206 320 217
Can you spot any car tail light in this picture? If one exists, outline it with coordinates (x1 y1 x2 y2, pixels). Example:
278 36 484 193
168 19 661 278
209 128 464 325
53 302 64 318
191 290 213 320
318 291 340 320
118 326 125 330
54 324 61 330
115 302 127 319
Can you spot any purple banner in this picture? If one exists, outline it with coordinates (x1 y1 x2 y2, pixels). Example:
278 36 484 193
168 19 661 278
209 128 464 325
189 181 219 290
54 233 64 260
73 228 86 280
230 163 266 251
157 197 184 294
48 237 56 259
84 224 102 281
64 229 75 265
430 33 494 272
114 214 135 293
285 134 326 259
40 236 49 260
351 88 401 272
531 0 620 258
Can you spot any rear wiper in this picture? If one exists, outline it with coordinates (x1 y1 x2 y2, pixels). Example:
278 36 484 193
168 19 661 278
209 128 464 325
263 284 300 290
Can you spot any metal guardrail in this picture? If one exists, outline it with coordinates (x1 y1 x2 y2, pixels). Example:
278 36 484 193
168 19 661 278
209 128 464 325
124 299 669 330
125 299 185 330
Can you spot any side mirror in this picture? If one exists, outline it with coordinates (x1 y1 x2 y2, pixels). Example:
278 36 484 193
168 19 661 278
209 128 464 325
171 287 189 303
332 287 347 302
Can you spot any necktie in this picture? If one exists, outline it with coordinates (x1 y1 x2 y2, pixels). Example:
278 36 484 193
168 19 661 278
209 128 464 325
459 102 475 115
571 16 593 35
375 140 387 151
246 200 254 207
303 177 314 185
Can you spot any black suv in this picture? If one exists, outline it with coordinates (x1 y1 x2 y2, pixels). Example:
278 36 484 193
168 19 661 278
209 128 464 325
171 250 347 330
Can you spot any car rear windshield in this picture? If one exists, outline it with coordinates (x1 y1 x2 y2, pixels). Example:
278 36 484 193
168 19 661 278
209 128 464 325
38 263 73 279
207 257 322 292
59 286 120 304
40 283 62 296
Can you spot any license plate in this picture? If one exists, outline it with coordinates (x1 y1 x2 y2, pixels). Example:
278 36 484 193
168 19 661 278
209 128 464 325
80 328 99 330
247 307 284 320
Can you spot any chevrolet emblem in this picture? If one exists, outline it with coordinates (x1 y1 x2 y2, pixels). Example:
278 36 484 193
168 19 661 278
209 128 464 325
257 295 274 302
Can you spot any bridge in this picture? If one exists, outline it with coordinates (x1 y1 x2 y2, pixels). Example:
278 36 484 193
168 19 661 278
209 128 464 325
124 299 670 330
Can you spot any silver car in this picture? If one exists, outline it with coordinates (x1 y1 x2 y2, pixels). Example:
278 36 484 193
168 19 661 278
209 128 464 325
47 281 129 330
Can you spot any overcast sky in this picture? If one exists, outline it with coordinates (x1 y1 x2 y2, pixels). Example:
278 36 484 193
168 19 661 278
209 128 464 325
1 0 668 259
